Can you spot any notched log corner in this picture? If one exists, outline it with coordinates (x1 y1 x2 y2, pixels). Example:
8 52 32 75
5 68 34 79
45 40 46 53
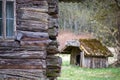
46 56 62 77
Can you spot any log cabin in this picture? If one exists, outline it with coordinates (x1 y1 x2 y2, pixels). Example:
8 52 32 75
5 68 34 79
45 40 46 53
61 39 113 68
0 0 62 80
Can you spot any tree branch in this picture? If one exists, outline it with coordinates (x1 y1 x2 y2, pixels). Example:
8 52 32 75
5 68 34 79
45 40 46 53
114 0 120 9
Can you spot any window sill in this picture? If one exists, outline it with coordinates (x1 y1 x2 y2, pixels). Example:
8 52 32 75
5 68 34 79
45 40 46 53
0 38 15 41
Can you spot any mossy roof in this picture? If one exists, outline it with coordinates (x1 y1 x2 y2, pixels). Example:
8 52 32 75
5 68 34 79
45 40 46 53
61 39 113 57
79 39 113 57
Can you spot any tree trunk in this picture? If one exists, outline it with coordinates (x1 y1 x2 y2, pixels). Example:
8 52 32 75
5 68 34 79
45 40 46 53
116 12 120 67
112 0 120 67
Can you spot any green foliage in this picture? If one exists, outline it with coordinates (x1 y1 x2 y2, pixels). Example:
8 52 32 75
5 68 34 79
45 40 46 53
58 65 120 80
59 0 119 46
58 60 120 80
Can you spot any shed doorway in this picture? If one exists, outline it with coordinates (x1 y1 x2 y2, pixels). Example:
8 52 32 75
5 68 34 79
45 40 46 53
76 54 81 66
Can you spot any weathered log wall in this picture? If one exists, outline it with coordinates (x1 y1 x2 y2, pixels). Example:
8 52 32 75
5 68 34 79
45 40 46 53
47 0 62 79
0 0 61 80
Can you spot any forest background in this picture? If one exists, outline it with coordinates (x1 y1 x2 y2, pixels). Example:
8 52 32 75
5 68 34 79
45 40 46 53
59 0 119 47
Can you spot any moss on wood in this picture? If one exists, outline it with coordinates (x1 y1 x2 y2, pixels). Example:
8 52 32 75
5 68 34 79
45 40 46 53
79 39 113 57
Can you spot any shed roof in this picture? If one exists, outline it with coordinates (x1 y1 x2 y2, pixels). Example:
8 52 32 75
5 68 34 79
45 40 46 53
61 39 113 57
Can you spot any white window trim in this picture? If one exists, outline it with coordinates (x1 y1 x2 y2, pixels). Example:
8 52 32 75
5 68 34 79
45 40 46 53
0 0 16 40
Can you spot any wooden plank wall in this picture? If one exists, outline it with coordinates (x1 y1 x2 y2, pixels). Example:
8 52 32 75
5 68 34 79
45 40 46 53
84 57 108 68
69 48 108 68
0 0 61 80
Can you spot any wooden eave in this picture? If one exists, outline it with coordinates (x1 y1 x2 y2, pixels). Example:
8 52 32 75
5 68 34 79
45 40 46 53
61 46 80 54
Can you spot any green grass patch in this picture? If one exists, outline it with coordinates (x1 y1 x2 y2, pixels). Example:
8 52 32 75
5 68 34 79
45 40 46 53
58 61 120 80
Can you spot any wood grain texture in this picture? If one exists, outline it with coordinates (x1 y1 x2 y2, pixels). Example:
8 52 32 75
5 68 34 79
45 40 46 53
0 59 46 69
0 69 46 80
20 40 51 47
0 51 47 59
46 56 62 78
0 46 46 51
47 0 58 14
0 41 20 47
0 0 60 79
17 19 48 32
48 18 58 28
47 45 59 54
21 8 49 22
16 31 50 42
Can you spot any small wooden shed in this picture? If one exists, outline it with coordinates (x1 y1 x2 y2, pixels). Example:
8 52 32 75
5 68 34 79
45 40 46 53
61 39 113 68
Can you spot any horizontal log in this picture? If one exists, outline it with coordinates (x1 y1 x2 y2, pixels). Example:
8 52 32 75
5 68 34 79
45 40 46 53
46 68 60 77
48 28 58 37
0 69 46 79
16 0 48 9
46 56 62 77
16 31 49 41
46 72 60 77
0 77 46 80
0 51 46 59
49 14 58 19
49 40 59 47
20 40 51 47
17 26 48 32
48 0 58 14
0 47 46 51
47 77 57 80
0 59 46 69
0 41 20 47
48 18 58 28
20 36 49 41
47 45 59 54
47 56 62 68
48 7 58 15
47 68 60 73
21 47 46 51
17 20 48 32
19 19 48 26
47 0 58 4
21 8 49 22
20 7 48 13
16 0 47 4
16 0 35 4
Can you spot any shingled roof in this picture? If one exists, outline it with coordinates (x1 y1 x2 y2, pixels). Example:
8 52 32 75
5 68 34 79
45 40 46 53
61 39 113 57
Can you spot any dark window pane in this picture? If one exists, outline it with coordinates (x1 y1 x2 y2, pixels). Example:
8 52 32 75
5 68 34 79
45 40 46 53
6 2 14 18
6 19 14 37
0 19 2 36
0 1 2 37
0 1 2 18
6 1 14 37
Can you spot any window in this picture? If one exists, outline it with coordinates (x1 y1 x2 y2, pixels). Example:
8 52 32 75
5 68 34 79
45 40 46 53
0 0 16 40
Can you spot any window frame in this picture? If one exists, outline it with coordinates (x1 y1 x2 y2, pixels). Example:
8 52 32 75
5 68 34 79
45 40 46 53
0 0 16 40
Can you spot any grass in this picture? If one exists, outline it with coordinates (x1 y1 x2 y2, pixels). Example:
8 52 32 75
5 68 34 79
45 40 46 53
57 55 120 80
